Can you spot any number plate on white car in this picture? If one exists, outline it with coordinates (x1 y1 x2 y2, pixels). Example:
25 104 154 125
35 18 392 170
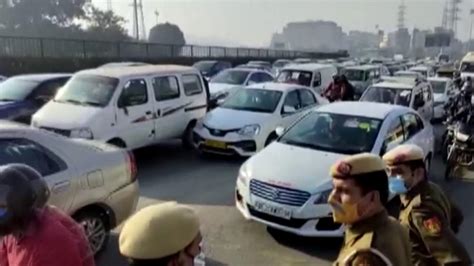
254 200 292 220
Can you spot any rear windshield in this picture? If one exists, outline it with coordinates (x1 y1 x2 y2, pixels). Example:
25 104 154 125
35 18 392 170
276 70 313 87
54 74 119 107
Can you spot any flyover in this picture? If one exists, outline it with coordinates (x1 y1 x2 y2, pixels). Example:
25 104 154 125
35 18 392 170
0 35 349 75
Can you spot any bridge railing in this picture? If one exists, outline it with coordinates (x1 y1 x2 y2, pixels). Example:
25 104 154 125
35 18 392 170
0 35 346 60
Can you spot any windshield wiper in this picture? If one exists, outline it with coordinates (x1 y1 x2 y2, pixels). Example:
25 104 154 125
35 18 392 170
55 99 82 105
80 101 103 107
279 139 323 150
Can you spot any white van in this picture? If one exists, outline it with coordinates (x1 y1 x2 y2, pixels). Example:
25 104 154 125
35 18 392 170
460 52 474 79
32 65 208 149
276 63 337 94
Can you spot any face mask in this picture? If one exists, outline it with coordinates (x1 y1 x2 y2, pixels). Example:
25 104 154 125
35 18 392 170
328 194 371 224
389 176 408 195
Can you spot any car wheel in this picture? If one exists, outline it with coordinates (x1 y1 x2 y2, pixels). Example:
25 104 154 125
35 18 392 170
107 139 126 148
75 211 110 256
264 133 278 147
182 121 196 150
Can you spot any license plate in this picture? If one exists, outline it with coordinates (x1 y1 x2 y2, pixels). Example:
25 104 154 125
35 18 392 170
205 140 227 149
254 200 292 220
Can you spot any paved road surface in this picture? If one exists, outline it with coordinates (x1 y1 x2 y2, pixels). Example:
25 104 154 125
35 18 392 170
98 126 474 266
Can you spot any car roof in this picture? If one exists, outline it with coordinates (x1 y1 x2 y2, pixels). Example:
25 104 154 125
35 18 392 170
12 73 72 81
410 65 430 71
344 64 379 71
247 82 308 92
231 67 270 73
372 80 415 89
428 77 451 82
282 63 334 71
78 64 198 79
317 102 408 119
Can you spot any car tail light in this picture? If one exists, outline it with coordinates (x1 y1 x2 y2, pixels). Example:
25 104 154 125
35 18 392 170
126 151 138 182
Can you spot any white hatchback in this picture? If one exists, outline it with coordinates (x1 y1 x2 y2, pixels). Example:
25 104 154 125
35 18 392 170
193 82 327 156
428 77 455 120
235 102 434 237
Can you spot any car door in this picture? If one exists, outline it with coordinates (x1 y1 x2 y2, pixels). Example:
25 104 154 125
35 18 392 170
152 75 186 141
380 115 405 156
401 112 431 156
115 78 155 149
0 137 75 211
280 90 303 128
180 73 206 131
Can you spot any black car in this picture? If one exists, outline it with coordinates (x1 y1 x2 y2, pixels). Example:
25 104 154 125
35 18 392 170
0 74 71 124
193 60 232 80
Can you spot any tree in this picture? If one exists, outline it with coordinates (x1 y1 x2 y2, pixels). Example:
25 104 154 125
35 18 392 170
82 5 129 41
148 22 186 45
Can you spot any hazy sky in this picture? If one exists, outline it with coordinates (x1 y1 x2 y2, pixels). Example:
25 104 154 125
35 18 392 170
92 0 474 47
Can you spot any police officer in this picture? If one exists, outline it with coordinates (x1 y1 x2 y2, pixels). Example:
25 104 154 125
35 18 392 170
329 153 412 266
119 202 203 266
383 144 472 266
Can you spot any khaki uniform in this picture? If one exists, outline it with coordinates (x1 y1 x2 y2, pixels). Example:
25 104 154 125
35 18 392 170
334 210 413 266
399 180 471 266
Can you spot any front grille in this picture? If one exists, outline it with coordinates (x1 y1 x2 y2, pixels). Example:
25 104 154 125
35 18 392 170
249 179 310 207
247 204 308 228
41 127 71 137
204 125 238 137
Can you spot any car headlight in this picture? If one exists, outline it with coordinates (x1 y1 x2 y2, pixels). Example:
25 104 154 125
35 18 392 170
313 189 332 205
238 163 252 186
238 124 260 137
70 127 94 139
455 131 469 142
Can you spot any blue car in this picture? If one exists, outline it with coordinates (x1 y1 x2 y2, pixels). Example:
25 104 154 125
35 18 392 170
0 74 71 124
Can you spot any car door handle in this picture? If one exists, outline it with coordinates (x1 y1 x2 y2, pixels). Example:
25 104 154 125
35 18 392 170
156 109 161 117
52 180 70 193
145 111 152 115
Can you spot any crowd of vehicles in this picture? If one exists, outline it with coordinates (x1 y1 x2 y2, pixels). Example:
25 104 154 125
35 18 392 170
0 53 471 254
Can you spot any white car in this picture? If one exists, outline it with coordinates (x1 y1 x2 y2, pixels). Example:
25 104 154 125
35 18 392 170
0 121 139 253
393 70 425 80
235 102 434 237
209 68 274 103
428 77 455 120
409 65 435 78
360 78 434 122
193 82 327 156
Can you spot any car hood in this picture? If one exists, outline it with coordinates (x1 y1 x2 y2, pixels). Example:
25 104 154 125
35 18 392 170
434 93 447 103
0 100 33 118
246 142 346 194
209 83 240 95
33 101 102 129
203 107 273 130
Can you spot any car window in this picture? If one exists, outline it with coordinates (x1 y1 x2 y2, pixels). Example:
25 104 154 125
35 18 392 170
282 90 301 112
384 117 405 150
34 78 69 99
182 74 203 96
402 113 423 139
299 89 317 107
0 138 66 176
119 79 148 107
260 73 274 82
248 73 261 83
153 76 180 101
413 90 424 108
312 72 322 87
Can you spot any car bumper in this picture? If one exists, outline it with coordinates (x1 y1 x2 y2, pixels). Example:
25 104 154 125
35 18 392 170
193 128 261 157
104 180 139 227
235 180 344 237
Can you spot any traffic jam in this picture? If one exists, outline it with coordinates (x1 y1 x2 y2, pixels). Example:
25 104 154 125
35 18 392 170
0 53 473 265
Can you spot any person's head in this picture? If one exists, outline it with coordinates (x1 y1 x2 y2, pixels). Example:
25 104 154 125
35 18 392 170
383 144 426 194
340 74 348 83
119 202 202 266
0 164 38 236
333 74 340 83
328 153 389 225
5 164 50 209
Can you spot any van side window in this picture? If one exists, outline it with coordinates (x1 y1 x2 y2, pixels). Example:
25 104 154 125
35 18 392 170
312 72 321 87
153 76 180 101
119 79 148 107
384 117 405 150
182 74 203 96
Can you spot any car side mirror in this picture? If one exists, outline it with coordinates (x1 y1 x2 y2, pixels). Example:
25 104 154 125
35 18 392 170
275 126 285 137
282 105 296 115
117 96 129 115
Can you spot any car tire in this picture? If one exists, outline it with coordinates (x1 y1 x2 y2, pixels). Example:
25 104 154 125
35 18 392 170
107 138 127 149
74 210 110 256
182 121 196 150
264 132 278 147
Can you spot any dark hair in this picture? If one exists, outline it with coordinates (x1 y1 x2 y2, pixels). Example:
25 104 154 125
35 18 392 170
127 253 179 266
404 159 427 179
350 170 389 204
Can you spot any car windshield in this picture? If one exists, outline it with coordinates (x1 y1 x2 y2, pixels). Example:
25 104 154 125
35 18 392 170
220 88 282 113
279 112 382 155
210 70 250 85
276 70 313 86
344 69 367 81
193 61 216 73
54 74 118 107
360 86 412 106
461 62 474 73
0 78 39 101
429 80 447 94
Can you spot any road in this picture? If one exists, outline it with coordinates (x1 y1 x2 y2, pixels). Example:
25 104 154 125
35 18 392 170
98 126 474 266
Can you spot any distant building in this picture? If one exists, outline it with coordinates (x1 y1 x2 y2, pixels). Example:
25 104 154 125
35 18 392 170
270 33 289 50
347 30 380 56
386 28 411 56
270 20 347 52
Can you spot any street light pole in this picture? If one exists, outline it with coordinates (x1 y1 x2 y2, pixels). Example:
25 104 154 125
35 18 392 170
469 9 474 51
133 0 139 41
